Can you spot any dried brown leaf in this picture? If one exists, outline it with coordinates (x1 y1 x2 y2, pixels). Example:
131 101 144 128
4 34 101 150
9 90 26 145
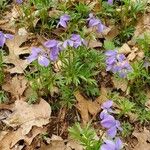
74 91 100 124
66 140 83 150
132 13 150 39
0 127 46 150
3 99 51 135
2 75 27 99
127 47 144 62
4 31 30 73
105 26 119 40
132 128 150 150
88 40 102 48
118 43 131 54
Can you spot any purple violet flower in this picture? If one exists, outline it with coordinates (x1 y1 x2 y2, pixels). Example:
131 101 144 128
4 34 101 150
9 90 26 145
87 13 106 33
101 138 123 150
44 40 63 61
107 0 113 5
101 100 113 111
100 100 123 138
57 14 70 28
63 34 86 48
106 120 122 138
100 100 113 119
101 114 122 138
105 50 132 78
0 31 13 47
16 0 23 4
27 47 50 67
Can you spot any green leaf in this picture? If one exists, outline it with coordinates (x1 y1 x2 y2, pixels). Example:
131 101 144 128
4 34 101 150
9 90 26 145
104 40 115 50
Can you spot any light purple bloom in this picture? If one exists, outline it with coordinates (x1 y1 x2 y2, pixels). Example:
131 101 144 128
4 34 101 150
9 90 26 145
106 120 122 138
100 100 113 119
63 39 74 48
105 50 132 78
101 114 116 129
16 0 23 4
0 31 13 47
57 14 70 28
101 100 113 110
100 110 110 120
87 13 100 27
100 100 123 138
101 115 122 138
105 50 118 57
27 47 50 67
63 34 86 48
44 40 63 61
101 138 123 150
107 0 113 5
87 13 106 33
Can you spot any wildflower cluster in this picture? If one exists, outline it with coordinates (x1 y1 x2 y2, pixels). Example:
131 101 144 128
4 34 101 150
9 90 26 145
57 13 106 33
27 12 106 67
100 100 123 150
105 50 132 78
27 34 86 67
0 31 13 47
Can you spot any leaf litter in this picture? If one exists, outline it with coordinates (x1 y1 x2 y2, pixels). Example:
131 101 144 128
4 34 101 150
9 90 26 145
4 30 30 74
0 1 150 149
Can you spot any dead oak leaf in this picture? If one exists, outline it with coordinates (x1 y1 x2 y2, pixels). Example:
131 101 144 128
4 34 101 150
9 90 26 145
3 99 51 135
4 31 30 73
131 13 150 41
66 140 83 150
40 136 83 150
127 47 144 61
118 43 131 54
88 40 102 48
105 26 120 40
132 128 150 150
0 127 46 150
74 89 107 124
2 75 27 99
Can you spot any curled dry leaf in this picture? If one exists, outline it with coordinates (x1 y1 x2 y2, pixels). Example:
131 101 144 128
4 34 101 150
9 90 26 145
105 26 119 40
4 30 30 73
0 127 46 150
74 86 108 124
132 13 150 39
40 136 83 150
3 99 51 135
66 139 83 150
118 43 131 54
74 91 100 124
40 135 65 150
88 40 102 48
2 75 27 99
132 128 150 150
127 47 144 61
0 109 11 120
